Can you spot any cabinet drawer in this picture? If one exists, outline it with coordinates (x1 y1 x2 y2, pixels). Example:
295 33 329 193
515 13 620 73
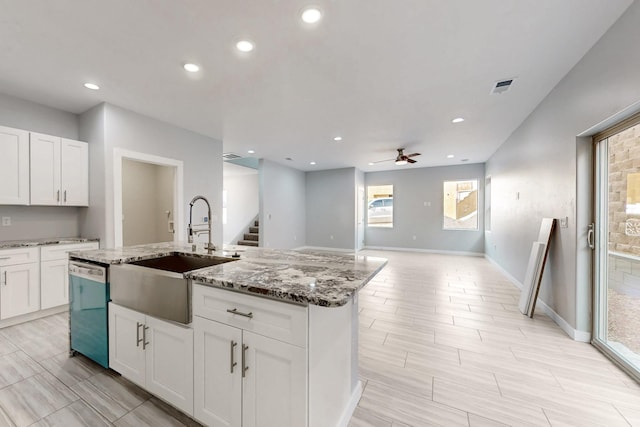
41 242 99 261
193 285 307 348
0 247 39 266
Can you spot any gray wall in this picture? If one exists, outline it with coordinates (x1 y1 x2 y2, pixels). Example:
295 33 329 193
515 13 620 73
80 103 223 248
259 159 306 249
485 1 640 333
365 164 485 253
0 92 82 241
306 168 357 250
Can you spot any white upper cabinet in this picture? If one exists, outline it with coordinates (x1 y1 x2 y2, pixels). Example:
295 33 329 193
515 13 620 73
30 133 88 206
60 138 89 206
0 125 30 205
30 132 61 205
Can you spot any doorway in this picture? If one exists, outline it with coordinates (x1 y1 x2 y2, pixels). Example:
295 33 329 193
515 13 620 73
593 114 640 382
113 149 184 248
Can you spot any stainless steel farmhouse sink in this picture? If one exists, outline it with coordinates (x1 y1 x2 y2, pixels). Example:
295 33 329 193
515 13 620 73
110 254 236 324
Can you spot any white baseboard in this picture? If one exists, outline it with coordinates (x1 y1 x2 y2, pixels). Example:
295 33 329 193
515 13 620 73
295 246 356 253
484 255 591 343
363 245 484 257
0 305 68 329
337 380 363 427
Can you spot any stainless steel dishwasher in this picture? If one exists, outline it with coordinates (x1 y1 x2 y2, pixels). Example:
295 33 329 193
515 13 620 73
69 260 109 368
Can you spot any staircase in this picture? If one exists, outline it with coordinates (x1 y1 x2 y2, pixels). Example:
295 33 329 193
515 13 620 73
238 220 259 247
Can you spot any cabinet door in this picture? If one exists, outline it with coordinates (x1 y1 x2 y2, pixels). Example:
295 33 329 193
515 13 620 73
41 259 69 309
0 263 40 319
30 132 61 205
194 316 242 427
108 303 146 386
242 331 307 427
60 139 88 206
145 316 194 416
0 125 29 205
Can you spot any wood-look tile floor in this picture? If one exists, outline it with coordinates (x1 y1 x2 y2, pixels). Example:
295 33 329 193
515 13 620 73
349 250 640 427
0 250 638 426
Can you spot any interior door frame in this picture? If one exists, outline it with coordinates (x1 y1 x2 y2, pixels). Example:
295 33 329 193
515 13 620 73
113 148 184 248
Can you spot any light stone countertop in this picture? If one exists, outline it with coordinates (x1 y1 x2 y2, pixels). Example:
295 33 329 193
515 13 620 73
69 242 387 307
0 237 100 249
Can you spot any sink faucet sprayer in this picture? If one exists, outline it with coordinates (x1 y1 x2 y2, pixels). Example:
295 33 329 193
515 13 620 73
188 195 216 254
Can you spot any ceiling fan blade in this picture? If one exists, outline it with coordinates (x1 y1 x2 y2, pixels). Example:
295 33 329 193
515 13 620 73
371 158 395 164
407 158 417 163
406 153 421 158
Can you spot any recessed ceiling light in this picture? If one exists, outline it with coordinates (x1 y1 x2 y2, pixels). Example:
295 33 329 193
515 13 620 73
84 83 100 90
447 154 455 158
333 136 342 141
301 7 322 24
247 150 255 154
368 162 374 166
452 117 465 123
310 161 316 165
236 40 255 52
183 63 200 72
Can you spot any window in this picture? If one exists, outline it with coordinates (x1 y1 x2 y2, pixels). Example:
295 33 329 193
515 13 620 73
443 180 478 230
367 185 393 228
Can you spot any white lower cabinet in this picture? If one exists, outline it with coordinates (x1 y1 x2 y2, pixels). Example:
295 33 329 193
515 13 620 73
193 285 308 427
40 259 69 309
241 330 307 427
108 303 194 415
0 263 40 320
0 247 40 320
40 242 99 310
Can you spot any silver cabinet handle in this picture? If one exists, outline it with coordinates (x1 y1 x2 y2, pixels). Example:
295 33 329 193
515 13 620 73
242 344 249 378
230 340 238 373
1 271 6 286
587 223 595 250
143 325 150 349
0 257 10 260
57 190 60 202
64 190 67 203
227 308 253 319
136 322 143 347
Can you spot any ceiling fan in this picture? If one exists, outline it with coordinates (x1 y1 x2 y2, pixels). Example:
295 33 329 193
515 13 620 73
371 148 421 166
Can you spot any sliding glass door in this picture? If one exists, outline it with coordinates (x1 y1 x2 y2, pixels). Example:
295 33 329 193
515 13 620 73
593 117 640 382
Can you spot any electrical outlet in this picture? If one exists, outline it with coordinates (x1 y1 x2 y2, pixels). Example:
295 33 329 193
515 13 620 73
559 216 568 228
412 235 417 240
330 235 334 240
2 217 10 226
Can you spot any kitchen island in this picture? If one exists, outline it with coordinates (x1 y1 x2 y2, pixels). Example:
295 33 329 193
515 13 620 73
69 242 387 427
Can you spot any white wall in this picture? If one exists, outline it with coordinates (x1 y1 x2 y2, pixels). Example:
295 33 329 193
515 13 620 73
223 170 259 244
306 168 357 250
79 103 223 248
0 92 83 241
122 159 174 246
259 159 306 249
365 164 485 253
485 1 640 333
356 169 365 251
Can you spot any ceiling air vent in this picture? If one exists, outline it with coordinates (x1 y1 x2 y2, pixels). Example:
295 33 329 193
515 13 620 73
222 152 242 160
490 78 515 95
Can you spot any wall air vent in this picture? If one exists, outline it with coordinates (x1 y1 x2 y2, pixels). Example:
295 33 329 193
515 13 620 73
490 78 515 95
222 152 242 160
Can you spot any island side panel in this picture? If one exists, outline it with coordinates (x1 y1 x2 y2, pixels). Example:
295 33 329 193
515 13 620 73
309 296 360 427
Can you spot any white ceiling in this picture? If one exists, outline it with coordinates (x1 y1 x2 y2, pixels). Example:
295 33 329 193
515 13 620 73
0 0 632 172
